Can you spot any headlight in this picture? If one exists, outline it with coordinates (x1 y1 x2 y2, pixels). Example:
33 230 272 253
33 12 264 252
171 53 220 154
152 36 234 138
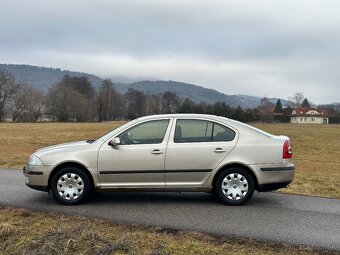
28 155 43 166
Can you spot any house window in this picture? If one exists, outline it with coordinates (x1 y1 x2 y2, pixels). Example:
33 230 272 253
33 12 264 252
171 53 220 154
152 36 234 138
300 118 303 121
311 118 314 121
304 118 307 121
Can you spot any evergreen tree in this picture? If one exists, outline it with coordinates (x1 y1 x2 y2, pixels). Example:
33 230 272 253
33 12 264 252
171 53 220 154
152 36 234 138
274 99 283 113
301 98 310 108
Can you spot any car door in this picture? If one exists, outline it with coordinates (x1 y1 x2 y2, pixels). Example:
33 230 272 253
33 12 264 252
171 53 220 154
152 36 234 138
98 118 172 188
164 118 238 187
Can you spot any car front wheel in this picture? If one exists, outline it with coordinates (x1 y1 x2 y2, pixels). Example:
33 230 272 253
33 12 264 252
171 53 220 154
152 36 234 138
50 167 92 205
215 168 254 206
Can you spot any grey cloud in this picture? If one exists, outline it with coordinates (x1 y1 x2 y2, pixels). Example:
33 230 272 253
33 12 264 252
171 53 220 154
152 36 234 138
0 0 339 103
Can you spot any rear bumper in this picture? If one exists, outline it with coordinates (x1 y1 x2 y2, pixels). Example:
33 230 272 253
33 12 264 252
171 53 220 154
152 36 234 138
250 162 295 190
258 181 292 192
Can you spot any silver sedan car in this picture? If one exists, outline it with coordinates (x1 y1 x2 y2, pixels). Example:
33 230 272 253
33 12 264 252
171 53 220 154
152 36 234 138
24 114 295 205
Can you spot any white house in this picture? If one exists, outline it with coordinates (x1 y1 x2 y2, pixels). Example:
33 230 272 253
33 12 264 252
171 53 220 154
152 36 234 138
291 107 329 124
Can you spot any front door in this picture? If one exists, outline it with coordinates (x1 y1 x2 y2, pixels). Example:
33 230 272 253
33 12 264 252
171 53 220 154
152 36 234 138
98 118 172 188
164 119 238 187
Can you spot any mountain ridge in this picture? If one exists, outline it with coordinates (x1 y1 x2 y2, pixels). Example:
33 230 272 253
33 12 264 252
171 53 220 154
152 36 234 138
0 63 288 108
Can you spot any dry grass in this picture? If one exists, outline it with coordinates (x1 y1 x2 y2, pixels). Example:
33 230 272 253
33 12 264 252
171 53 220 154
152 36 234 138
0 122 124 168
0 207 336 255
0 122 339 198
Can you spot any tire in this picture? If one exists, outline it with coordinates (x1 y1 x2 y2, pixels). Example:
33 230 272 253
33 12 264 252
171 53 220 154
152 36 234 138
215 168 254 206
50 167 92 205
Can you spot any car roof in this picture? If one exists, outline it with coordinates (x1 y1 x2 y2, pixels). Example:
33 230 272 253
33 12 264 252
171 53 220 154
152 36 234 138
137 113 225 121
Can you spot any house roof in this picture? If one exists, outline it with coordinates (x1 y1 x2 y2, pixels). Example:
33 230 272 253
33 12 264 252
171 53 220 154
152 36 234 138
291 107 330 117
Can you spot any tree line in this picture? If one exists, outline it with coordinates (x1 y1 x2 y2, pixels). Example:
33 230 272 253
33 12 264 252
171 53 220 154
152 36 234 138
0 70 263 122
1 69 337 123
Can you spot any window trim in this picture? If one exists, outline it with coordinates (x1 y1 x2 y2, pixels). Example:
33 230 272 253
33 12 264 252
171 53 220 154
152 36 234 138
173 118 236 144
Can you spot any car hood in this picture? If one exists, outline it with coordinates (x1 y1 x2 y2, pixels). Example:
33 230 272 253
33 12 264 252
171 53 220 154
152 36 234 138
34 141 89 157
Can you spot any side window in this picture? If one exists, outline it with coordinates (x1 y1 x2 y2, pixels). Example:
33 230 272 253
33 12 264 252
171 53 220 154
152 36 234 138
212 123 236 141
118 119 170 145
174 120 212 143
174 119 235 143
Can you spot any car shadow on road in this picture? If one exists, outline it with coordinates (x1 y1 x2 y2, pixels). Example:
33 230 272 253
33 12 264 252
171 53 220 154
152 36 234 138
91 192 219 204
87 191 278 207
24 190 279 208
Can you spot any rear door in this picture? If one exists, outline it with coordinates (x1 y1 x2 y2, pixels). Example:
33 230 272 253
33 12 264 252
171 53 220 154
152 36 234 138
164 118 238 187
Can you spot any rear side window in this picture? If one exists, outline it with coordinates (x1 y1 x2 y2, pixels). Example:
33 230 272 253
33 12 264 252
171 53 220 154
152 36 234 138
174 119 235 143
213 122 236 142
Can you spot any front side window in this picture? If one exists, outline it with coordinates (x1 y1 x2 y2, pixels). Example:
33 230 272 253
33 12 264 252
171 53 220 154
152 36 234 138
174 119 235 143
118 119 170 145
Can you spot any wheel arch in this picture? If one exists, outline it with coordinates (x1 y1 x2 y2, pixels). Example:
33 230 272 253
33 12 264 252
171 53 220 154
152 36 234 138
48 161 95 191
212 163 259 190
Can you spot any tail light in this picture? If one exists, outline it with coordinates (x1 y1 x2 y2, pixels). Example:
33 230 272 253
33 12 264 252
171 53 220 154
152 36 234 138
283 140 292 159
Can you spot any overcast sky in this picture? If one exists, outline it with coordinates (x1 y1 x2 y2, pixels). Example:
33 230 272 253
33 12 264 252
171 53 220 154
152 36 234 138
1 0 339 103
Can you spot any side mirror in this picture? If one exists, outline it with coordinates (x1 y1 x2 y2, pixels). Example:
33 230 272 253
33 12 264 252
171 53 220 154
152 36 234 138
108 137 121 146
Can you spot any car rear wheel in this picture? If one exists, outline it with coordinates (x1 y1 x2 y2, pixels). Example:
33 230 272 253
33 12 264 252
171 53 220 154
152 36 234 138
50 167 92 205
215 168 254 206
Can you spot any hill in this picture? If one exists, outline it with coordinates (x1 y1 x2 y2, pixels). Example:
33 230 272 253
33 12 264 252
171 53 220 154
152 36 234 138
0 64 102 90
115 80 240 106
1 63 288 108
114 81 289 108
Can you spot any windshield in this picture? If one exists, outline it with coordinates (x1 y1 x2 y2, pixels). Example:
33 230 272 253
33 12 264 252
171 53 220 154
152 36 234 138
93 119 139 143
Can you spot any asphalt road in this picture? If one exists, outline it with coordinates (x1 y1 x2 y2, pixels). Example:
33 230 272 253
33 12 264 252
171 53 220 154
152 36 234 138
1 169 339 250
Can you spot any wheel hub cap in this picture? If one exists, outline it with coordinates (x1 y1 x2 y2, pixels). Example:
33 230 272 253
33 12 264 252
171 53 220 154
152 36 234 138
57 173 84 200
221 173 248 200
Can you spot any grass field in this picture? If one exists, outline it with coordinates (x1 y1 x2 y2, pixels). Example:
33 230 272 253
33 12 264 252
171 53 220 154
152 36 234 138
0 122 339 198
0 207 334 255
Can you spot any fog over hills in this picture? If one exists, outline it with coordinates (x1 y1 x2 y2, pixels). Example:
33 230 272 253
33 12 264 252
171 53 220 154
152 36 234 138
0 64 103 89
0 63 289 108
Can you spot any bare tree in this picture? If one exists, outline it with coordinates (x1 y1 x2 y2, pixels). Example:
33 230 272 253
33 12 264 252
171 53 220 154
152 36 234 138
46 83 96 122
0 70 18 121
258 97 274 113
288 92 304 107
161 91 180 113
97 79 117 121
144 93 161 115
59 75 95 99
258 97 274 122
12 85 44 121
125 88 145 119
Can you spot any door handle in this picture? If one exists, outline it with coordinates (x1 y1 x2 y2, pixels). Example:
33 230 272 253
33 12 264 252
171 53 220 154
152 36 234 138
213 148 226 153
151 149 164 155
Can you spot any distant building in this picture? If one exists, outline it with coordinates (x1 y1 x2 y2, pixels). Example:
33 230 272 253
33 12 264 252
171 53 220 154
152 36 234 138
291 107 329 124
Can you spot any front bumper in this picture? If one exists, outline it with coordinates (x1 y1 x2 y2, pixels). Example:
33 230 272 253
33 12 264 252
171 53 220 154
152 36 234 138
23 166 50 192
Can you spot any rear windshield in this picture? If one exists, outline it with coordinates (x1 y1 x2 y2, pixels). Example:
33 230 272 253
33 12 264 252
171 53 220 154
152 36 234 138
227 119 273 138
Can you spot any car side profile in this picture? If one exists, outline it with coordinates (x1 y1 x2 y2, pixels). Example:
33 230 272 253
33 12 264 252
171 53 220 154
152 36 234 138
24 114 295 206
